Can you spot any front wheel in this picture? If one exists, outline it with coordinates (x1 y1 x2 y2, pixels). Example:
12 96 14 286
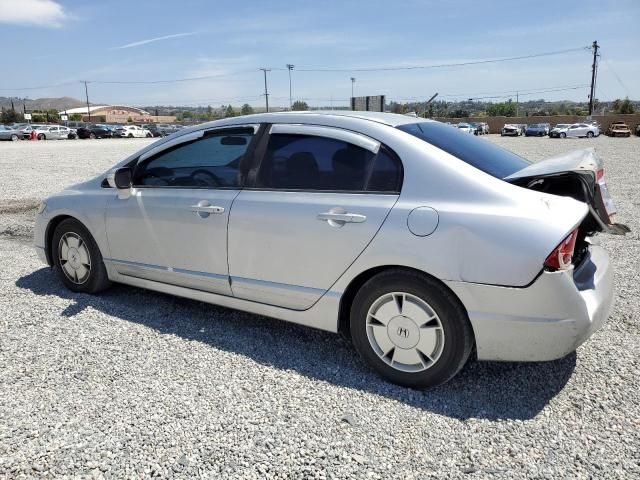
560 132 566 138
350 270 474 388
52 219 111 294
89 132 96 139
10 134 19 141
587 131 594 138
38 134 45 140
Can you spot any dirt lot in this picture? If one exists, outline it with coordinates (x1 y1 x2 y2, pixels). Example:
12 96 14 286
0 135 639 478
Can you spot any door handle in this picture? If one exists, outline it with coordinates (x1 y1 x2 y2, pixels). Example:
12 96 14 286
190 205 225 213
190 202 225 218
317 212 367 224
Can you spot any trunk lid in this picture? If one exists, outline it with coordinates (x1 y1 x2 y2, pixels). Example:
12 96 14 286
506 148 629 235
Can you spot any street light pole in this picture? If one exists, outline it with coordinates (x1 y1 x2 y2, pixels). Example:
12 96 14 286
286 64 294 110
350 77 356 99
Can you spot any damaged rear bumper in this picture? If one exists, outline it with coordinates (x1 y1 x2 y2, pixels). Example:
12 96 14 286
445 245 614 362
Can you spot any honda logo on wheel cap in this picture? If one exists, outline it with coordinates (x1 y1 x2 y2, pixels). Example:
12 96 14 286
397 327 409 338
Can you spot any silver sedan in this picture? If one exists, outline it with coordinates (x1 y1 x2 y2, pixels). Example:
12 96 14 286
0 125 22 141
34 112 626 388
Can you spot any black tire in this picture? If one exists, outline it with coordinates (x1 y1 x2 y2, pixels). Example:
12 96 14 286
560 132 566 138
52 218 111 294
10 134 19 141
38 133 45 140
89 132 96 139
128 133 133 138
587 131 594 138
350 269 474 388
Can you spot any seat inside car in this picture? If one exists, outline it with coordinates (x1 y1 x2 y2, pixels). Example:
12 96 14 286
331 147 370 190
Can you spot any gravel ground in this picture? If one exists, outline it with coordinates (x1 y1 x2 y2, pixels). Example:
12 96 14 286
0 135 638 478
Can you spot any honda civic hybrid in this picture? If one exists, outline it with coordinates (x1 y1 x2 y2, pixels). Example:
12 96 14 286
34 112 627 387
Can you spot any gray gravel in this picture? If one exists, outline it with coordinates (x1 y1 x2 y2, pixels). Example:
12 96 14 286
0 135 639 478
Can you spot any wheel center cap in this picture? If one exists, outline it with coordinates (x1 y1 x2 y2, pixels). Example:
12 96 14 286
387 316 419 349
68 247 80 268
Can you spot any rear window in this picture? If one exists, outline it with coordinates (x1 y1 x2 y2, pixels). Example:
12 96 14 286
398 122 530 179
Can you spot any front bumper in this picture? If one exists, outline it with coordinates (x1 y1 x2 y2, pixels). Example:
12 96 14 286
446 245 614 362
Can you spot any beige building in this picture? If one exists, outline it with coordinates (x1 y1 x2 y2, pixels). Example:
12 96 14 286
59 105 176 124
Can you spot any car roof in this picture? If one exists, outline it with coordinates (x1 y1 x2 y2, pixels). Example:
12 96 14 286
211 111 433 129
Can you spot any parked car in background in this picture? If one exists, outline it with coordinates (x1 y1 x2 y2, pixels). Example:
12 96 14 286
549 124 571 138
501 124 521 136
565 123 598 138
77 125 113 139
525 124 548 137
34 111 626 388
34 125 76 140
115 125 151 138
457 122 474 134
12 123 38 139
476 122 489 135
607 122 631 137
635 124 640 136
142 124 164 137
0 125 22 141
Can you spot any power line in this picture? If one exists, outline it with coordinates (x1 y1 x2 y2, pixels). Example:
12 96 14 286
288 47 590 73
0 46 590 92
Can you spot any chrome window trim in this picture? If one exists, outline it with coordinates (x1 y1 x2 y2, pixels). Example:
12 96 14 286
269 124 380 154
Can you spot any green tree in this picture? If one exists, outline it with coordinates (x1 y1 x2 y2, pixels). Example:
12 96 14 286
241 103 254 115
224 105 236 117
181 111 193 119
292 100 309 111
0 108 21 123
70 113 83 121
486 99 517 117
206 105 213 119
618 97 635 114
127 116 133 123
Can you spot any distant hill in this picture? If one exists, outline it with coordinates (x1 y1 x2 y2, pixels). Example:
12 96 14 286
0 96 87 112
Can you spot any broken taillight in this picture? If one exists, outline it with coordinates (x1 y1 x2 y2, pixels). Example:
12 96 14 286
544 228 579 271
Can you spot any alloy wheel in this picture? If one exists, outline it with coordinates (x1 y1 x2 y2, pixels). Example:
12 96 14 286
366 292 445 373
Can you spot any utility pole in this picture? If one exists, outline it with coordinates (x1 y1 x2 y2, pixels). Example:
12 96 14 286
82 81 91 123
588 40 599 116
516 91 519 117
350 77 356 99
286 64 294 110
260 69 270 112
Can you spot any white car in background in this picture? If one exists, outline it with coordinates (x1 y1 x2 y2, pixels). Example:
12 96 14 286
551 123 599 139
116 125 152 138
456 122 474 134
34 125 76 140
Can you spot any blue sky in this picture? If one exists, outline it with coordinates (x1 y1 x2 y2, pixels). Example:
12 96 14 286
0 0 638 107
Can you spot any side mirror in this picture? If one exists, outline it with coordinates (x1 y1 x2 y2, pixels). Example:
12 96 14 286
114 167 132 189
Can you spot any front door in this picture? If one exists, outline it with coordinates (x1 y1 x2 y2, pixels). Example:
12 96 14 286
228 124 402 310
105 126 256 295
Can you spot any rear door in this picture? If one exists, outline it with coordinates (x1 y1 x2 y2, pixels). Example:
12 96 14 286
227 124 402 310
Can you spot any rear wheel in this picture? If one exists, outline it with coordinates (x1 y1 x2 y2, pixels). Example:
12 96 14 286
350 270 474 388
89 132 96 139
587 131 594 138
52 219 111 294
38 134 45 140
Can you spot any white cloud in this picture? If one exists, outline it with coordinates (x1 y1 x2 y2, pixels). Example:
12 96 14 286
112 32 197 50
0 0 67 28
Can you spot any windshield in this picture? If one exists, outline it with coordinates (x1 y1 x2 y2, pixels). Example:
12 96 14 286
398 121 530 179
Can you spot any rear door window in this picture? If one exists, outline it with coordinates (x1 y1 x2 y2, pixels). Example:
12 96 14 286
256 134 402 193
